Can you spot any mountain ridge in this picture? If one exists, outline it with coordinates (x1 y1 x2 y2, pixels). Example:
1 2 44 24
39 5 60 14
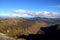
26 17 60 24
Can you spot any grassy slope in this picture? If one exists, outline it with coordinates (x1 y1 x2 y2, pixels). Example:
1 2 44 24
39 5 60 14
0 18 48 38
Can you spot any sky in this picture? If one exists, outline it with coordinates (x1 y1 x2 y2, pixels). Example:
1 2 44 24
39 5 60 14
0 0 60 18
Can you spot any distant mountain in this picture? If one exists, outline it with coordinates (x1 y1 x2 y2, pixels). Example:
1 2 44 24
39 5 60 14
26 17 60 24
0 16 20 20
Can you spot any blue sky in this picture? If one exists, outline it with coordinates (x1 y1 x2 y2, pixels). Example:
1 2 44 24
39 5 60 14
0 0 60 18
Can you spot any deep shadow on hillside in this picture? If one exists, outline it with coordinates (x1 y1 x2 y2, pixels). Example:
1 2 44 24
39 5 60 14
19 24 60 40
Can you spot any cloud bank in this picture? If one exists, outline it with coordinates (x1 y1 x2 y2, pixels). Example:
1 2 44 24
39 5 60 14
13 9 60 18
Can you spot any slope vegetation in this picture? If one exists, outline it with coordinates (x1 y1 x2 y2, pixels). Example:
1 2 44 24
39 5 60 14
0 18 48 38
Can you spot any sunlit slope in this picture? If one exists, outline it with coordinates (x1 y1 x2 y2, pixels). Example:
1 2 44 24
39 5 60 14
0 18 48 38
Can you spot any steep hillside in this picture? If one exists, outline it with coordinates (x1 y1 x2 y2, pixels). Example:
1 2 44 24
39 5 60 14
0 18 34 38
27 22 48 34
19 24 60 40
0 17 48 38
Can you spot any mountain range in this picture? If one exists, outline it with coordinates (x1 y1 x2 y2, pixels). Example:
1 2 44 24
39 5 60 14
26 17 60 24
0 16 60 24
0 16 60 39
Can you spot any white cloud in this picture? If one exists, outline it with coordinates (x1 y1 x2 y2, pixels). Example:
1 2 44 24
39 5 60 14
13 9 27 14
55 5 60 8
49 5 60 8
12 9 60 18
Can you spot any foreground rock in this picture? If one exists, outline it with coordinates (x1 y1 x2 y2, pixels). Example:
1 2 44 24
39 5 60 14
0 33 25 40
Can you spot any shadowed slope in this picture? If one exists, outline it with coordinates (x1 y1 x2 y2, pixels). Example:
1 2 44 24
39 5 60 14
19 24 60 40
